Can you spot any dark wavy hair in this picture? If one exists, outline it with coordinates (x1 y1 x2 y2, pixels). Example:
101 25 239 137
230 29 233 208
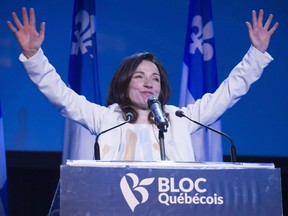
106 52 171 122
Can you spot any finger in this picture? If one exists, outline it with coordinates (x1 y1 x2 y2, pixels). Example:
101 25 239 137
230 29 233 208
257 9 264 26
246 21 253 32
22 7 29 26
251 10 257 27
268 22 279 35
29 8 36 27
11 11 23 29
263 14 273 30
246 22 254 39
39 22 46 39
6 21 18 33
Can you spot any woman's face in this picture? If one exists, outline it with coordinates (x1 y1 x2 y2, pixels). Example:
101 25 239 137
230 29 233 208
128 60 161 110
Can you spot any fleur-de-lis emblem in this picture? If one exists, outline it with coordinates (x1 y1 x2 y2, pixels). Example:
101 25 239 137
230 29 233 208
189 15 214 61
70 10 96 58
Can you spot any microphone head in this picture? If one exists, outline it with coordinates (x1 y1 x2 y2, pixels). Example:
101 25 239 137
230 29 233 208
175 110 184 118
147 96 160 108
125 112 134 122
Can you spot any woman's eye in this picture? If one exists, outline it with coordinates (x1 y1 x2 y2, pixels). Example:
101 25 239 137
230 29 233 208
134 75 142 79
153 77 160 82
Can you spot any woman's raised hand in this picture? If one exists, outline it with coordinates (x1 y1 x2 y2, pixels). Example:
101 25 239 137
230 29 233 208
7 7 45 58
246 9 279 53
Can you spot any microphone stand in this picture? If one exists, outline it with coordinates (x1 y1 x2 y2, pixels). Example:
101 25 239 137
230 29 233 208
176 110 237 162
158 130 166 160
190 122 237 163
94 121 128 160
94 112 134 160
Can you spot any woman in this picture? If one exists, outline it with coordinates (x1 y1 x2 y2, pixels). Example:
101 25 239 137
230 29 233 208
7 8 278 161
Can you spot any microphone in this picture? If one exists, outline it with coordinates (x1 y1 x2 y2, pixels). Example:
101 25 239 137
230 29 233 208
147 96 168 132
175 110 237 162
94 112 134 160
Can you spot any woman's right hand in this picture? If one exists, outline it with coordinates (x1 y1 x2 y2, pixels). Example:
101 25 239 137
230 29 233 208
7 7 45 59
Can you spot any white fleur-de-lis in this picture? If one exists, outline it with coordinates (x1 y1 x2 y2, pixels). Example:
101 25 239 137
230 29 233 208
189 15 214 61
70 10 96 58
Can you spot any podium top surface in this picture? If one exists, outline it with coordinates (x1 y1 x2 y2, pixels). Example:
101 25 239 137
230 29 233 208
64 160 276 170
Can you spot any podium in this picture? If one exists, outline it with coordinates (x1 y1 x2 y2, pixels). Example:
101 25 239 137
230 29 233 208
51 161 283 216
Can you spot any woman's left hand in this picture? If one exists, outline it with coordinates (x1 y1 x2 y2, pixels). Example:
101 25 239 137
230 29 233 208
246 9 279 53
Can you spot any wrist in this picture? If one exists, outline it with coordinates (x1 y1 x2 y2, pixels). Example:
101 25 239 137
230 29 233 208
23 48 39 59
252 44 266 54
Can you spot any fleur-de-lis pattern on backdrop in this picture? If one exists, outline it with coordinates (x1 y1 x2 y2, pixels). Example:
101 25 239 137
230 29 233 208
179 0 222 162
189 15 214 61
71 10 96 57
63 0 102 161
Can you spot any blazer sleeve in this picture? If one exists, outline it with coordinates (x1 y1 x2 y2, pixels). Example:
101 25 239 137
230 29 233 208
19 48 106 134
180 46 273 132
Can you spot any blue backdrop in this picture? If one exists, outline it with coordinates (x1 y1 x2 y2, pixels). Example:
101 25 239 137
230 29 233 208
0 0 287 157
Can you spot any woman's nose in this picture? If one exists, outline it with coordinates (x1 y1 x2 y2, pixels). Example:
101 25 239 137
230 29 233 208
144 79 153 88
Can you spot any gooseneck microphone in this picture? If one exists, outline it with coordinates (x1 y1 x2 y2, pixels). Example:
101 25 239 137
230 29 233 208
147 96 168 132
94 112 134 160
175 110 237 162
